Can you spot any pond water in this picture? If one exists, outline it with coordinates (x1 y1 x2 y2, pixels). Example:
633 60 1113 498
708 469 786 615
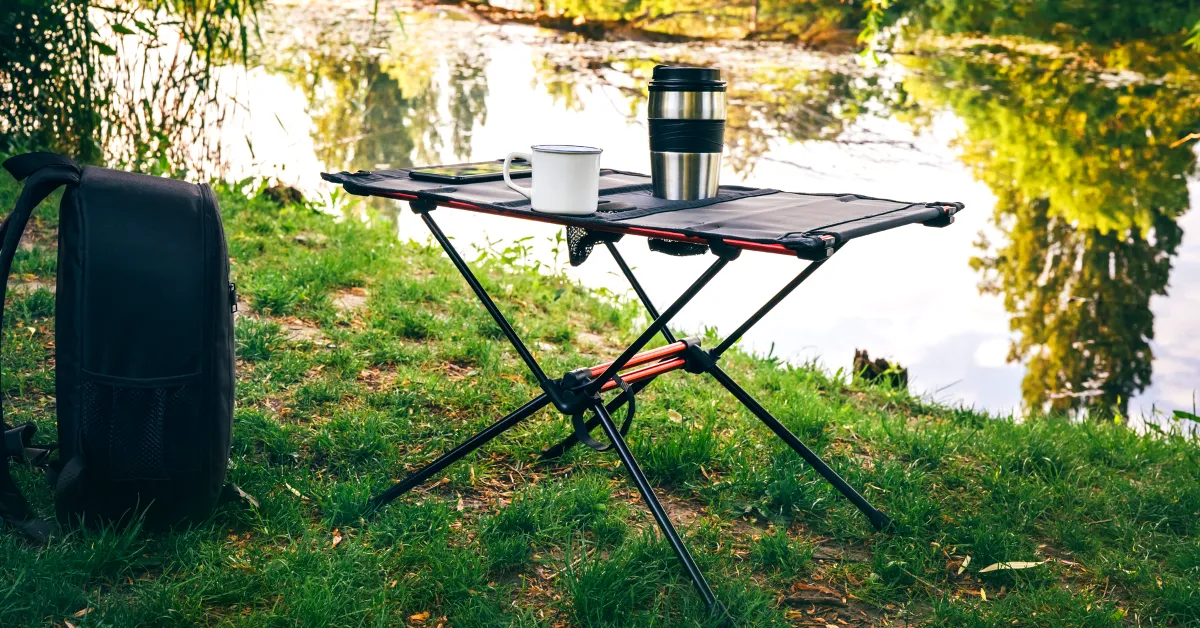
9 1 1200 422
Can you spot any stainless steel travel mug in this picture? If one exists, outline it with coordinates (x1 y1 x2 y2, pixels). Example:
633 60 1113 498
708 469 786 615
647 65 726 200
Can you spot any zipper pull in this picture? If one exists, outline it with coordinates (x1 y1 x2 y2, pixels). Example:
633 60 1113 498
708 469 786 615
229 282 238 313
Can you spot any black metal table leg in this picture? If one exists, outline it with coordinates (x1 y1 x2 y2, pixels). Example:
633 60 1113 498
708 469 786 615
419 210 550 385
609 243 888 530
584 256 727 398
592 402 728 618
370 394 552 512
604 241 676 344
707 366 892 531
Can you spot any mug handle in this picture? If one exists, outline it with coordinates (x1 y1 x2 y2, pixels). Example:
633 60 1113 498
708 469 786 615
503 152 532 200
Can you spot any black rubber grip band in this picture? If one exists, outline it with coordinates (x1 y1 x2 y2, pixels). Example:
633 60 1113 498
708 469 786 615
648 119 725 153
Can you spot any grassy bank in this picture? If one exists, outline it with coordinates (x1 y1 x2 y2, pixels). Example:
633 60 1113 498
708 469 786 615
0 174 1197 627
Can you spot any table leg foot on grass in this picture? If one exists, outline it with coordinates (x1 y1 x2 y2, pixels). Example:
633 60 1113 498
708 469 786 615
369 394 552 513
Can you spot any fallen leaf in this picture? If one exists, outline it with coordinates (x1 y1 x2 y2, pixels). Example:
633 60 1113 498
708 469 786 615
232 484 260 508
978 560 1047 573
331 530 343 548
284 482 303 498
957 555 971 575
980 587 987 601
64 622 76 628
409 611 431 623
667 409 683 424
73 608 91 617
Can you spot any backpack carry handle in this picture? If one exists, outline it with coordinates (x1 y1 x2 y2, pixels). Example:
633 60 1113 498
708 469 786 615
0 152 81 542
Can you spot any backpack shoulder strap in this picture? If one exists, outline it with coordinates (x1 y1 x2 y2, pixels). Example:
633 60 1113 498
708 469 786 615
2 152 79 182
0 152 81 542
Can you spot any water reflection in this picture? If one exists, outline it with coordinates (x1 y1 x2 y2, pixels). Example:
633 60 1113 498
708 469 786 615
903 53 1199 416
528 48 918 175
3 3 1197 418
521 40 1200 417
264 12 489 174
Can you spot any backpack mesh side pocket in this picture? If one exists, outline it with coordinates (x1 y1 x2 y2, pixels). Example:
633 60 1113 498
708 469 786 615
81 381 197 481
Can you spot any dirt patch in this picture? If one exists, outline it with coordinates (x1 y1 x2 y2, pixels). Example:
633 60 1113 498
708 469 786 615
440 361 477 380
811 541 872 564
282 320 328 345
333 287 368 312
576 330 617 352
7 280 54 294
234 296 254 318
356 365 398 391
264 397 293 420
781 590 890 627
614 489 764 539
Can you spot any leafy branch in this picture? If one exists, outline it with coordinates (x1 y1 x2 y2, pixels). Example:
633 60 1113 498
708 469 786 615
858 0 897 64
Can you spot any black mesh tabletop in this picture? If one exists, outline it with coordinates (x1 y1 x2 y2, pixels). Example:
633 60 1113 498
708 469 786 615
322 167 963 258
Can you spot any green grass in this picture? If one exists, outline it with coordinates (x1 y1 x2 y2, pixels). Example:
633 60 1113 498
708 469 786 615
0 172 1197 626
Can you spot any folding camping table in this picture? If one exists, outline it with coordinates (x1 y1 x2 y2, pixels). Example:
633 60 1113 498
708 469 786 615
323 166 963 618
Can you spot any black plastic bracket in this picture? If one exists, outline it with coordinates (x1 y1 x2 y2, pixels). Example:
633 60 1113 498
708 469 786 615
409 199 437 214
681 338 716 374
649 238 708 257
541 376 596 416
792 234 837 260
923 213 954 228
708 239 743 261
922 202 963 228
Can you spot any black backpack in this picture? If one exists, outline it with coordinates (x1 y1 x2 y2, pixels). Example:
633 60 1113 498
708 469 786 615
0 152 235 542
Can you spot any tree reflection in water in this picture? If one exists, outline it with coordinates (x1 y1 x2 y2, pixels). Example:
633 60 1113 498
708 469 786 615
904 53 1199 417
264 11 489 175
528 46 916 176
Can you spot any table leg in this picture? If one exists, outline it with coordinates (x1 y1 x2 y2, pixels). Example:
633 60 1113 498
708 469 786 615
603 240 676 344
592 402 729 619
583 256 727 398
370 394 552 512
707 366 892 531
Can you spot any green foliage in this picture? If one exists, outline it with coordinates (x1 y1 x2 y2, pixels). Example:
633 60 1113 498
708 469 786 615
750 526 814 574
888 0 1200 48
527 0 865 43
1 0 261 169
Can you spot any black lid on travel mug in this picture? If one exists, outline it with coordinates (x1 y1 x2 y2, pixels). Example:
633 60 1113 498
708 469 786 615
648 65 726 92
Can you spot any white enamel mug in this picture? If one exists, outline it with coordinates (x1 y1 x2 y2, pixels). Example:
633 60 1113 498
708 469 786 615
503 145 602 215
